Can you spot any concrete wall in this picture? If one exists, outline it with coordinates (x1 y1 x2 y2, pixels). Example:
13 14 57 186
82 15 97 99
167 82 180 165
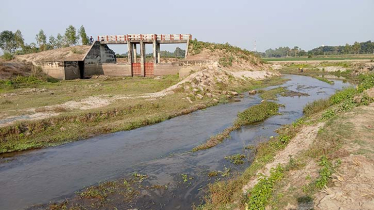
84 41 116 77
102 64 131 76
64 61 81 80
154 63 181 76
40 62 65 80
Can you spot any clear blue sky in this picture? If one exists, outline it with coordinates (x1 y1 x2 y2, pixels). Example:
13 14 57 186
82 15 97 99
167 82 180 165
0 0 373 53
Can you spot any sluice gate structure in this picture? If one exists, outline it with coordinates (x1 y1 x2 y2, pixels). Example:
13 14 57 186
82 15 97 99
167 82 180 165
98 34 192 77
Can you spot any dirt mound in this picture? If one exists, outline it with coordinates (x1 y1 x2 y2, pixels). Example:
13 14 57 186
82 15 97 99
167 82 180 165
187 40 267 71
0 61 33 79
15 45 91 64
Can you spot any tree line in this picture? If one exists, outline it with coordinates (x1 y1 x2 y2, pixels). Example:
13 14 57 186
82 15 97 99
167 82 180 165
0 25 90 56
262 40 374 58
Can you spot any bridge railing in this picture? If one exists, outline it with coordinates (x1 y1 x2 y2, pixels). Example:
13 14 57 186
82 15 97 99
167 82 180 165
98 34 192 42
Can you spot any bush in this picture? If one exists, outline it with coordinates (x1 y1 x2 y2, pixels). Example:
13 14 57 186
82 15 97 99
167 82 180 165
329 87 357 104
2 52 14 61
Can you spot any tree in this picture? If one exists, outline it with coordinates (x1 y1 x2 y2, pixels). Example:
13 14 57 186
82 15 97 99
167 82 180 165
344 43 351 54
36 29 47 51
352 41 361 54
14 30 25 50
0 30 17 53
56 33 64 48
49 35 56 49
65 25 78 46
293 46 299 57
78 25 89 45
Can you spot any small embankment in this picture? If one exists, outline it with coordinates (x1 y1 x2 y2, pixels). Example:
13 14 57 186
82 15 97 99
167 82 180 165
197 73 374 210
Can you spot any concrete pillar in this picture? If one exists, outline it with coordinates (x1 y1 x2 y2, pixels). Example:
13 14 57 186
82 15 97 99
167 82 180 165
140 41 145 77
185 39 189 58
156 43 160 63
127 42 133 77
133 43 137 63
127 42 133 64
153 40 157 64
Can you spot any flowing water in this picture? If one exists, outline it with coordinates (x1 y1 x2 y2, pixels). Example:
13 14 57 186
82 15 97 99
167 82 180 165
0 75 351 210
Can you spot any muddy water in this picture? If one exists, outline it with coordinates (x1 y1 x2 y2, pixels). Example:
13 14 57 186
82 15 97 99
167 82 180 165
0 75 351 210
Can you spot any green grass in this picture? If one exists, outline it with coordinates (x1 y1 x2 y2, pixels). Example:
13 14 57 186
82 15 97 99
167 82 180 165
259 87 286 100
246 165 284 210
313 76 334 85
0 75 180 117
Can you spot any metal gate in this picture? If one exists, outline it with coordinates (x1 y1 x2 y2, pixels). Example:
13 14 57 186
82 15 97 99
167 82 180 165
145 63 154 77
132 63 141 76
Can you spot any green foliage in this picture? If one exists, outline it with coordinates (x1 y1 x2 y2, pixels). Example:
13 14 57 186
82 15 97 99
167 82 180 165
225 154 246 165
315 156 333 189
56 33 64 48
14 30 24 50
357 73 374 92
235 102 280 126
65 25 78 46
321 109 335 120
329 87 357 104
0 30 17 53
219 56 234 67
2 52 14 61
259 87 285 100
78 25 89 45
262 40 374 58
279 135 291 144
303 99 331 115
313 76 334 85
246 165 284 210
35 29 47 51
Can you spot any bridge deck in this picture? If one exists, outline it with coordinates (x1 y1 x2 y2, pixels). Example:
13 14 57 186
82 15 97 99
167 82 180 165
98 34 192 44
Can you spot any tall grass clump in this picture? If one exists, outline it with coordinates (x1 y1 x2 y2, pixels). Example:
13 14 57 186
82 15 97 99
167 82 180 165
235 102 279 126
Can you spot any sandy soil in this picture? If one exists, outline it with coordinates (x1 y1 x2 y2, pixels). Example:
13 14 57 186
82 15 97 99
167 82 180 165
314 104 374 210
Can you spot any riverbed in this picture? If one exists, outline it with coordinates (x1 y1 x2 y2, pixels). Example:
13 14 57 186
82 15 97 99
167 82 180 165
0 75 351 210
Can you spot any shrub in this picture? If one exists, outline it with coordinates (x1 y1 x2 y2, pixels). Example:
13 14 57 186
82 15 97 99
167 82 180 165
2 52 14 61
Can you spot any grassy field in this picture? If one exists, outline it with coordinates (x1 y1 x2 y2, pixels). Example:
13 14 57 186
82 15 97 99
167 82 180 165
0 75 180 117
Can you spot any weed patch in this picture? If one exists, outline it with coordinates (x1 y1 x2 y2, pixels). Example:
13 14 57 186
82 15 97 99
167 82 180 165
246 165 284 210
225 154 246 165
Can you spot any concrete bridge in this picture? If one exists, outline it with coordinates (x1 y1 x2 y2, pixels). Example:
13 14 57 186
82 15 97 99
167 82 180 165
98 34 192 76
